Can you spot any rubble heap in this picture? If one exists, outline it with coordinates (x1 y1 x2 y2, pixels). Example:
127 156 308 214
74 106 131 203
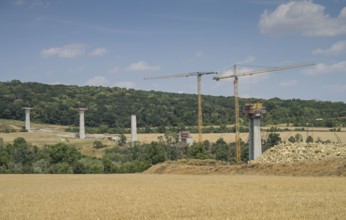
251 143 346 164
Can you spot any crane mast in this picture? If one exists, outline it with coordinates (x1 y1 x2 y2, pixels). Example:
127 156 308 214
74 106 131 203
214 62 315 162
233 65 241 162
197 74 203 142
144 71 218 143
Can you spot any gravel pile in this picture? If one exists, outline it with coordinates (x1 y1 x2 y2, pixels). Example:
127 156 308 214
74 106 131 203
251 143 346 164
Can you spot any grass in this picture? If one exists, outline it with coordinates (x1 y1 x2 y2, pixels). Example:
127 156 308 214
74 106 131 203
146 157 346 176
0 174 345 220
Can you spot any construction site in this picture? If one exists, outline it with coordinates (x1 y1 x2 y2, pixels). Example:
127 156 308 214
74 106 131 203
1 62 345 168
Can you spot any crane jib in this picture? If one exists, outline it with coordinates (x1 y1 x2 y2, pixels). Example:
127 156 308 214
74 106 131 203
144 71 218 80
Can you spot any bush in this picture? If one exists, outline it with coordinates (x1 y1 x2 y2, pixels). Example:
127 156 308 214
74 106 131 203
211 138 229 161
306 136 314 143
93 140 105 149
145 142 167 165
187 143 210 160
49 162 73 174
110 160 151 173
74 158 104 174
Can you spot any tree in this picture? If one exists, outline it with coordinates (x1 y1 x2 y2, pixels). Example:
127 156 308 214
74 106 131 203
187 143 210 159
74 157 104 174
295 133 303 143
288 136 296 143
267 133 281 148
45 143 81 165
145 142 167 165
118 134 127 146
93 140 104 149
211 138 229 161
306 136 314 143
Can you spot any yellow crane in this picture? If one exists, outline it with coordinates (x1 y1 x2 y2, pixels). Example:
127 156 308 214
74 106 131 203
214 63 315 162
144 71 218 142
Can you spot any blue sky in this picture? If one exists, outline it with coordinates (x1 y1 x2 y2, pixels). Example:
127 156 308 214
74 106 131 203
1 0 346 102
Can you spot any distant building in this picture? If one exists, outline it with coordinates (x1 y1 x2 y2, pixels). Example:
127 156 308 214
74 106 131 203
179 131 193 146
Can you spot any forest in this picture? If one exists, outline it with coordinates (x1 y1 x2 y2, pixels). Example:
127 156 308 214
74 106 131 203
0 80 345 133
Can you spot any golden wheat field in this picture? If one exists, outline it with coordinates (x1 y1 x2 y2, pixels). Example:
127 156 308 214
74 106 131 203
0 174 345 220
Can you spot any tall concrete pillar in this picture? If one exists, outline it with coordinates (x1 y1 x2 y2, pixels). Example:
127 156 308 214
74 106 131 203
248 118 262 160
77 108 87 139
244 103 266 161
22 107 33 132
131 115 137 144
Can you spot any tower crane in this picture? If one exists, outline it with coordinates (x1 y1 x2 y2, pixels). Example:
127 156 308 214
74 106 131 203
214 62 315 162
144 71 218 143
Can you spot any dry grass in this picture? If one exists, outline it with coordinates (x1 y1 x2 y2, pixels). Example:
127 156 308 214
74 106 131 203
0 174 345 220
146 157 346 177
1 119 345 144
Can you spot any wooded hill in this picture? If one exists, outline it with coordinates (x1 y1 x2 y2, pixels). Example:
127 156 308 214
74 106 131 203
1 80 345 132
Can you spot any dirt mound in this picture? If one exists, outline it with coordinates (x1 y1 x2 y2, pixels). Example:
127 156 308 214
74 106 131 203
251 143 346 164
145 157 346 177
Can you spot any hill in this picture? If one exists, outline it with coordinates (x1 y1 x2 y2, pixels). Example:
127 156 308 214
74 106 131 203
1 80 346 133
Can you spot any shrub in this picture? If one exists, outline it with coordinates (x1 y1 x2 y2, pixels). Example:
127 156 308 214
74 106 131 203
93 140 105 149
74 158 104 174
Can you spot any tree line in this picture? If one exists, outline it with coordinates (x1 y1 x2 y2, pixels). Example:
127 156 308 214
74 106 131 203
1 80 345 133
0 136 243 174
0 130 333 174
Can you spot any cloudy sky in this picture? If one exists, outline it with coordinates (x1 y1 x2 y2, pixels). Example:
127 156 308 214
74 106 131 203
1 0 346 102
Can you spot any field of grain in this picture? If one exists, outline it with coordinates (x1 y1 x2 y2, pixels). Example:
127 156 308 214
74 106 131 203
0 174 345 219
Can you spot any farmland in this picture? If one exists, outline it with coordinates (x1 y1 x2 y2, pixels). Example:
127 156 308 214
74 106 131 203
1 174 345 220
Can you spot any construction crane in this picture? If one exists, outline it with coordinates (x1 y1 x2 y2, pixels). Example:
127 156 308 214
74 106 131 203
214 62 315 162
144 71 218 143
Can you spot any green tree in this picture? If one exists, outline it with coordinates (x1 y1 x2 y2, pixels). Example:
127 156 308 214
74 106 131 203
145 142 167 165
45 143 82 165
211 138 229 161
93 140 104 149
295 133 303 143
118 134 127 146
306 136 314 143
187 143 210 159
74 157 104 174
288 136 296 143
266 133 281 148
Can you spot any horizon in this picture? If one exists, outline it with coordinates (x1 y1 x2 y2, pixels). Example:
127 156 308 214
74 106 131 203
2 79 345 103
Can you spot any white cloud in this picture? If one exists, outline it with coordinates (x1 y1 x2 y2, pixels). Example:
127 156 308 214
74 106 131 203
259 0 346 37
304 60 346 75
280 80 298 87
109 66 120 74
89 48 109 56
86 76 109 86
126 61 160 71
41 43 87 58
114 81 136 89
313 41 346 55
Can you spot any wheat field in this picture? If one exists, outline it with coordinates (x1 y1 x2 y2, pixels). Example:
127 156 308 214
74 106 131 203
0 174 345 219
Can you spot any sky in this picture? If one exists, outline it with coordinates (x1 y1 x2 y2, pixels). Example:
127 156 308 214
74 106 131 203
1 0 346 102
